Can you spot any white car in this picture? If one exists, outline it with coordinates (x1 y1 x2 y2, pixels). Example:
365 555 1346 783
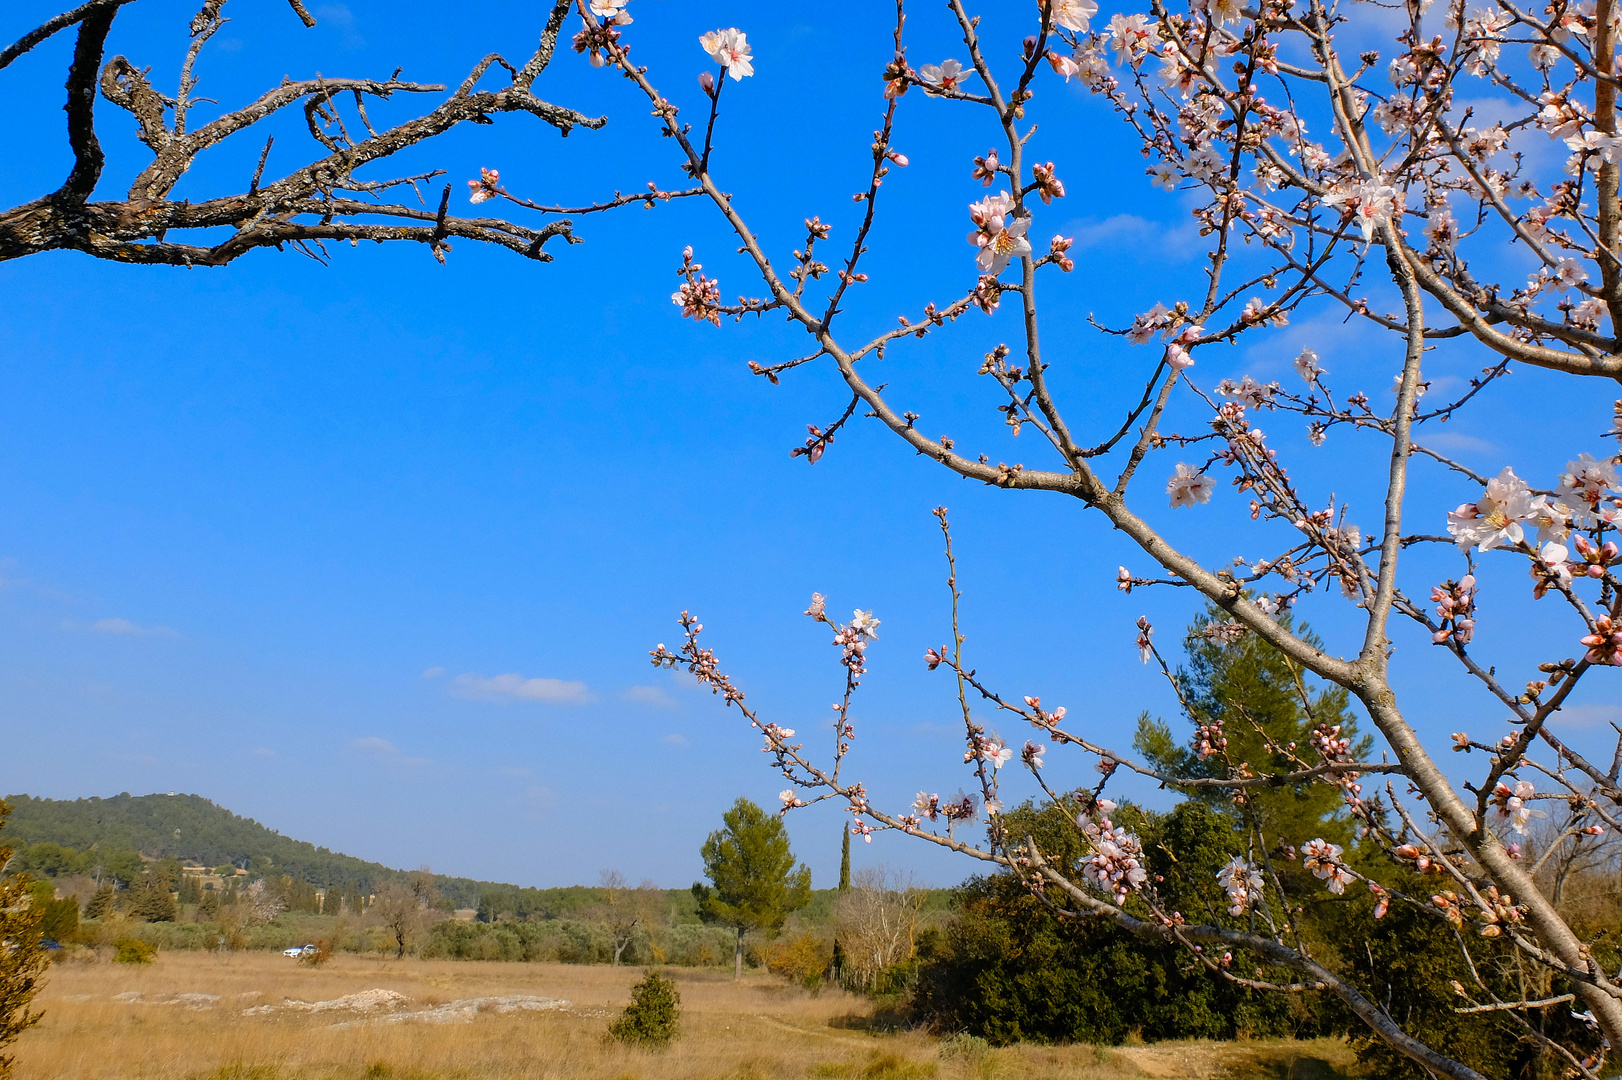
283 944 318 958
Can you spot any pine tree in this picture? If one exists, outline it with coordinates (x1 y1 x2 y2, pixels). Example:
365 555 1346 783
0 800 48 1080
126 875 178 923
83 883 115 920
1134 603 1371 850
691 798 811 979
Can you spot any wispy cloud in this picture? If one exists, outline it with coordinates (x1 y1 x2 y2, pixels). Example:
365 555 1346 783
450 672 592 705
624 685 678 709
1419 431 1499 456
421 666 445 679
313 3 365 49
660 733 690 748
349 736 430 768
1064 213 1202 262
62 617 178 637
1552 704 1622 729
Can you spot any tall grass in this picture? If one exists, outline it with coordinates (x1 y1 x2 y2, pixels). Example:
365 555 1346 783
16 953 1362 1080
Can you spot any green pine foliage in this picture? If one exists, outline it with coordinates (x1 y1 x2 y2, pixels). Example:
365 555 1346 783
1133 603 1371 851
693 798 813 934
606 970 681 1047
692 797 812 975
124 875 178 922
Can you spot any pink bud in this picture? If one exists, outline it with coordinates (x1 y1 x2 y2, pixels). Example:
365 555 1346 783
698 70 715 94
887 151 909 166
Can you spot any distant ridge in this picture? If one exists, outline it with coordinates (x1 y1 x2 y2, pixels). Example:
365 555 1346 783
1 792 599 915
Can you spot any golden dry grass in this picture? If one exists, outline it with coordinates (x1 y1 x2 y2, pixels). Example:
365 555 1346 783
15 952 1361 1080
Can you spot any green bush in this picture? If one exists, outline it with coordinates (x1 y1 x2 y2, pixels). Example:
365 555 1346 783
908 800 1303 1046
112 938 157 964
607 969 681 1047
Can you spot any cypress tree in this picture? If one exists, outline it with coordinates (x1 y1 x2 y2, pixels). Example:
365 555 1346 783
830 826 851 982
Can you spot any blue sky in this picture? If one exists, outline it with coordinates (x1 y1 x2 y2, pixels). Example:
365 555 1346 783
3 0 1617 889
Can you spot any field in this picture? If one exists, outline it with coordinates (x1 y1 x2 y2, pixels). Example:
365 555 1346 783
16 953 1363 1080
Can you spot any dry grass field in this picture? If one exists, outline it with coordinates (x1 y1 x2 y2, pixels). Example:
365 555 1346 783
14 952 1362 1080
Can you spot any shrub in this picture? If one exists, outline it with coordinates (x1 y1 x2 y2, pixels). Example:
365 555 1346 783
936 1033 990 1061
299 939 334 967
909 800 1300 1046
764 931 832 991
112 938 157 965
607 969 681 1047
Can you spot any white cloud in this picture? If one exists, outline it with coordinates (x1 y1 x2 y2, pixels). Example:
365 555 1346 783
421 666 446 679
82 617 177 637
351 736 400 757
348 737 429 768
450 672 592 705
1419 431 1499 456
1064 213 1202 262
1552 704 1622 729
624 685 678 710
660 733 690 748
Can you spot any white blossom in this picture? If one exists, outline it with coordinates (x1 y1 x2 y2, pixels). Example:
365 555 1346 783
1167 463 1215 508
1447 466 1540 551
699 28 754 79
1047 0 1099 32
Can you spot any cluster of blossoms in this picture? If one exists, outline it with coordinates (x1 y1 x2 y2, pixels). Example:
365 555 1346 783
1216 856 1265 916
1429 576 1476 645
967 734 1014 769
699 28 753 79
830 608 881 678
1192 717 1227 760
1311 722 1365 809
1491 779 1545 835
1022 695 1068 727
1310 722 1351 760
1080 812 1149 904
1447 465 1585 553
466 167 502 204
671 246 721 325
1434 885 1526 938
1202 620 1246 644
966 193 1032 274
1301 838 1353 895
1581 614 1622 665
1125 303 1202 369
1216 375 1276 410
1393 842 1445 874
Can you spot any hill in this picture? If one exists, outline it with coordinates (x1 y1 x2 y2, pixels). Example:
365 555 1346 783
0 792 937 922
1 792 636 915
